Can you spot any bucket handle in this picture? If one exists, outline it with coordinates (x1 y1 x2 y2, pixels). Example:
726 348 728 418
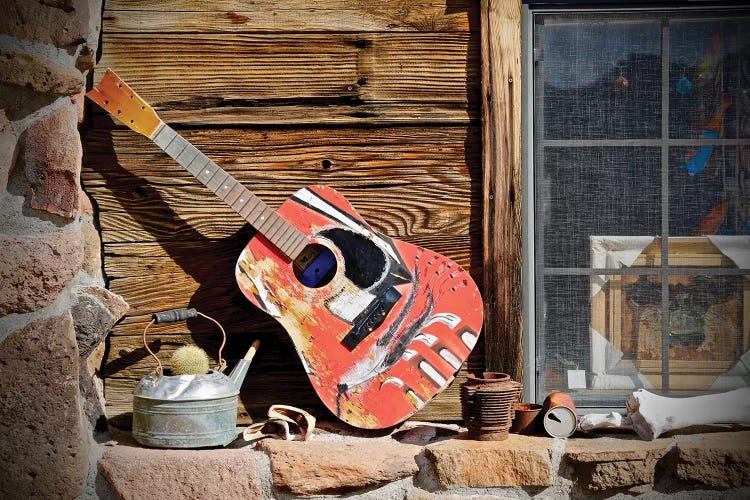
142 308 227 375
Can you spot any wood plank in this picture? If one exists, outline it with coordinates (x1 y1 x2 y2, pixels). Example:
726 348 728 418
88 182 481 242
93 33 480 126
481 0 523 380
103 235 478 279
103 0 478 33
82 127 480 185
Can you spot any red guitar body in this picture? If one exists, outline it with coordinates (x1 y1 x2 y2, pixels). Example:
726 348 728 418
236 185 483 429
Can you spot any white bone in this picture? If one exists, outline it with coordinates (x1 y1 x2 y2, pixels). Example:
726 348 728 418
578 411 631 432
579 388 750 440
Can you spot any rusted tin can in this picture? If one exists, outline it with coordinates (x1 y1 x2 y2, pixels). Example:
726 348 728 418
541 391 578 438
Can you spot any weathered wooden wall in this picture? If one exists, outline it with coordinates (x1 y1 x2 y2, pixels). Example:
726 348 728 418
82 0 483 426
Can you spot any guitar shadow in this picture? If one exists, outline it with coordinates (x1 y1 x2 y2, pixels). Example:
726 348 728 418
83 123 325 424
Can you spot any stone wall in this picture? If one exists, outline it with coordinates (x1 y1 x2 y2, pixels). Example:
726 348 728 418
96 425 750 499
0 1 128 497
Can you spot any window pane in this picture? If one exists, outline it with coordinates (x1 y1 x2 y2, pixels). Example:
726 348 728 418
540 147 661 268
670 147 749 236
537 15 661 140
665 274 748 391
670 17 750 140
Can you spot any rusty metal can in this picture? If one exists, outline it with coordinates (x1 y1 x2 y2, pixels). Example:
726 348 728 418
541 391 577 438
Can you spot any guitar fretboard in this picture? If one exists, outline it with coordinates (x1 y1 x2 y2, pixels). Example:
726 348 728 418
152 124 308 260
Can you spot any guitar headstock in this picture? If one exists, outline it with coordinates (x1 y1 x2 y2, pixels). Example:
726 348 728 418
86 68 163 138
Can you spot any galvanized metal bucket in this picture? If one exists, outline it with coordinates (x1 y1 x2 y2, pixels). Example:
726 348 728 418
132 308 256 448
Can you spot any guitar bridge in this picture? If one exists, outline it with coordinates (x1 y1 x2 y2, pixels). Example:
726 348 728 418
341 287 402 350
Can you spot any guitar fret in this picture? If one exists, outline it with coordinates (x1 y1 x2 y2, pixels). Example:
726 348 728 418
224 183 245 206
272 224 294 249
175 144 197 171
246 200 267 224
264 214 285 242
237 195 257 218
287 234 309 259
239 196 261 219
205 168 229 193
281 226 303 253
197 161 217 184
254 207 275 233
184 150 206 176
152 125 176 149
164 134 188 159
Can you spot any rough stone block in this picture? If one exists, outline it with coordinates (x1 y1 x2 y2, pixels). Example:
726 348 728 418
71 285 128 358
258 439 420 496
0 0 91 48
81 221 102 278
71 285 128 425
0 231 84 315
0 48 84 96
424 435 555 488
98 445 263 499
672 432 750 489
0 313 88 499
24 101 81 218
0 110 18 200
565 435 671 491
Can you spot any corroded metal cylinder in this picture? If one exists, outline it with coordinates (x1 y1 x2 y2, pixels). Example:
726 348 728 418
460 372 522 441
132 370 240 448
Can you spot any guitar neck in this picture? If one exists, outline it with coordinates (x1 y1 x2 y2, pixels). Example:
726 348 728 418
151 123 308 260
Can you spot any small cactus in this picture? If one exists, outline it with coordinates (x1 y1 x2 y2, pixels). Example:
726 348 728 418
170 345 210 375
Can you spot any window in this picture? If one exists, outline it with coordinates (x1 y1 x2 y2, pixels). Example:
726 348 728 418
524 5 750 408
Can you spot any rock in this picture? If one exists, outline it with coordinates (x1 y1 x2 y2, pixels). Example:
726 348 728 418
98 445 263 499
70 284 128 425
80 221 101 278
78 188 94 215
565 435 671 491
0 0 91 48
70 89 86 124
71 285 129 358
0 231 84 316
79 340 106 427
0 313 89 499
0 48 84 96
424 435 554 488
672 432 750 489
24 101 81 218
258 439 420 495
0 110 18 200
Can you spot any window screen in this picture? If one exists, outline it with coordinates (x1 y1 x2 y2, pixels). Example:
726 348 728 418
529 7 750 407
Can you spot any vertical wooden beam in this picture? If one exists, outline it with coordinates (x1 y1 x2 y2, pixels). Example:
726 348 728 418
480 0 523 380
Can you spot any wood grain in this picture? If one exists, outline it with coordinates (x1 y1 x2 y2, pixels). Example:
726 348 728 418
481 0 523 380
103 0 478 34
93 33 480 126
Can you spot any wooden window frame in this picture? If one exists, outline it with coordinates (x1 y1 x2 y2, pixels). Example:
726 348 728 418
480 0 524 382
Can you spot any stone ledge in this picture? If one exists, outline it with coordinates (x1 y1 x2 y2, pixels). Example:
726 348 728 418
96 427 750 498
672 431 750 489
565 435 671 492
424 435 555 488
257 438 421 496
565 431 750 493
98 443 264 500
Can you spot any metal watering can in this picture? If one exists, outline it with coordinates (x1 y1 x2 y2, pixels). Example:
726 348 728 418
132 308 259 448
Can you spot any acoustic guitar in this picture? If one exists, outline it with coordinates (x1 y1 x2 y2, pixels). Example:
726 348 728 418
87 69 483 429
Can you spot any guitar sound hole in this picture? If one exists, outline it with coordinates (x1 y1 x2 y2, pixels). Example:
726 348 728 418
293 243 337 288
